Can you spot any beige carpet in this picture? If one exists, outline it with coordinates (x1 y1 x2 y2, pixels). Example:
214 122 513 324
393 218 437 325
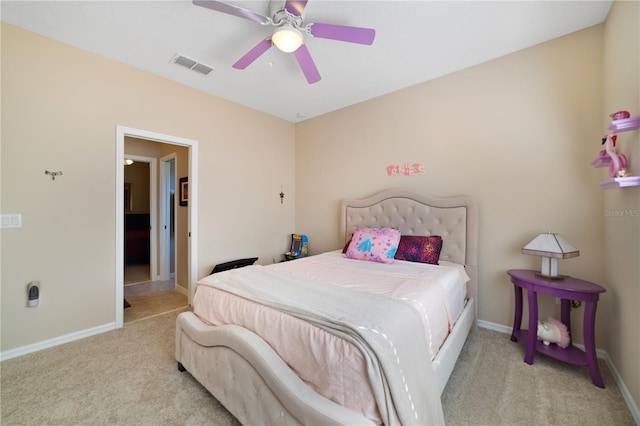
441 326 634 425
1 309 238 426
0 310 634 425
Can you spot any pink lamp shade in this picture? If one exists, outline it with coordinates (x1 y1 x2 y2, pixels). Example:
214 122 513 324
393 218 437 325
522 233 579 279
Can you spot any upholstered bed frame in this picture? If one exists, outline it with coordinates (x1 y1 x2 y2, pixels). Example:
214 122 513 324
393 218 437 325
175 189 478 425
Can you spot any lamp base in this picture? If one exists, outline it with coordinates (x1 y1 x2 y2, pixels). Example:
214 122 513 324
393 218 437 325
535 272 569 280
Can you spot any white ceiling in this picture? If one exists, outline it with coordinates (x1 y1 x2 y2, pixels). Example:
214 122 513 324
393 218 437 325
1 1 612 123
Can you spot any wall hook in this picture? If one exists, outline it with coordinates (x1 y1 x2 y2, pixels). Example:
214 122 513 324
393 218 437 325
45 170 63 180
280 185 285 204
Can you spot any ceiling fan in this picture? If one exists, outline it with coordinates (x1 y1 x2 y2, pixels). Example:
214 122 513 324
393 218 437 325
193 0 376 84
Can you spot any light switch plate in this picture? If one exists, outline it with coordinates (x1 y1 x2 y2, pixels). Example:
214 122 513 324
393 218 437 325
1 214 22 228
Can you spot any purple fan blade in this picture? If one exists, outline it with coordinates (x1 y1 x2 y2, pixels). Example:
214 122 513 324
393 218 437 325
293 44 321 84
192 0 270 24
232 38 272 69
309 22 375 45
285 0 308 17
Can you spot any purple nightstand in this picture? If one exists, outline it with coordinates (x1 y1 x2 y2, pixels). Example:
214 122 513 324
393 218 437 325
507 269 606 388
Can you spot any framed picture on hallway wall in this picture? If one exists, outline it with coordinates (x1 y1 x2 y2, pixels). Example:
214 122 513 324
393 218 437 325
179 177 188 207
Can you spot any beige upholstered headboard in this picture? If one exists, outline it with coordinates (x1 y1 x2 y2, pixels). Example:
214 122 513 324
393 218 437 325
340 189 478 317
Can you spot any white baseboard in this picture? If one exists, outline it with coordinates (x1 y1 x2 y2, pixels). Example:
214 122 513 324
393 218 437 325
2 284 188 362
477 319 512 334
0 322 116 362
601 350 640 425
477 319 640 424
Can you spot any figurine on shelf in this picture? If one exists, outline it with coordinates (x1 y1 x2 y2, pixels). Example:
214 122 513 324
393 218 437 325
603 134 631 178
598 136 610 158
610 110 630 120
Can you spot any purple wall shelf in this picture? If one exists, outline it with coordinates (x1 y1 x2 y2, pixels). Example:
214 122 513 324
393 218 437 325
600 176 640 189
590 154 610 167
608 116 640 132
592 115 640 188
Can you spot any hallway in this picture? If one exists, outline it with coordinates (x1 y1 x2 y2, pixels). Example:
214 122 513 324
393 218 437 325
124 279 187 323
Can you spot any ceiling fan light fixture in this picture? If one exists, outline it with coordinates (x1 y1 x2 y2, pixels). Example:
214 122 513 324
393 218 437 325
272 25 303 53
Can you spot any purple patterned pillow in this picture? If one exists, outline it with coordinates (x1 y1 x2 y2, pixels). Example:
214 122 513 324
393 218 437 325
394 235 443 265
345 228 401 264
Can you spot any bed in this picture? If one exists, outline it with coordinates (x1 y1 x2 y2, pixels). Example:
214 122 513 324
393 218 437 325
175 189 478 425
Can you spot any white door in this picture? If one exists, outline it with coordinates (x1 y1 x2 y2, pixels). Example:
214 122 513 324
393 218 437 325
160 154 177 282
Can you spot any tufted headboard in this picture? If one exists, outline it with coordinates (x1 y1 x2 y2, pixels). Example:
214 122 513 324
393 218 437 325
340 189 478 316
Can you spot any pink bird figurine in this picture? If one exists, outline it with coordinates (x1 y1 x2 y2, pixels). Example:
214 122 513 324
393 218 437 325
603 134 628 178
610 110 630 120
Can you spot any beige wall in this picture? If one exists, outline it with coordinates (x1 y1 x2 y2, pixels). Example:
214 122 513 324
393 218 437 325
123 162 150 214
296 24 606 332
602 0 640 411
0 23 295 351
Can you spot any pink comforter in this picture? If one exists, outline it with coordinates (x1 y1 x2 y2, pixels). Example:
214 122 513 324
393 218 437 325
193 252 468 424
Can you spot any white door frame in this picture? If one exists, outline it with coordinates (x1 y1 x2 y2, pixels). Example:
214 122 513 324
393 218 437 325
160 153 177 282
116 126 198 329
123 154 158 282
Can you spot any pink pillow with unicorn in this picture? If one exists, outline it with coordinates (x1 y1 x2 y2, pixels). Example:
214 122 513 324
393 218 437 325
345 227 401 264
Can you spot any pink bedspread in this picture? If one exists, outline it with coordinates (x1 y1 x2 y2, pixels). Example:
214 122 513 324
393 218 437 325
193 251 468 424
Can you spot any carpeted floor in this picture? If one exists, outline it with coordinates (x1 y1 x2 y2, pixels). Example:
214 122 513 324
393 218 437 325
441 326 634 425
0 310 635 425
1 309 238 426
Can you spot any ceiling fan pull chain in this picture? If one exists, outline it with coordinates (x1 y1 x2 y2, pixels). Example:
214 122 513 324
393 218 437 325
269 43 275 68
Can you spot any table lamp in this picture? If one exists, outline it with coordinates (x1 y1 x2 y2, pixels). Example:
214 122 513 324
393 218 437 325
522 232 579 279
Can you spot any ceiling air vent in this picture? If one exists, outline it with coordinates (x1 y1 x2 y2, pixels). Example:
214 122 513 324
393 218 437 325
171 54 214 76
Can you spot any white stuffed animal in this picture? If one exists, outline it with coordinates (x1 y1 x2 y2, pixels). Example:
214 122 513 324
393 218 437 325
537 318 570 348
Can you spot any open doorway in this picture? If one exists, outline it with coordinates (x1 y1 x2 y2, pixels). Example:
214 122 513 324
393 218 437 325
123 156 154 285
122 152 180 323
115 126 198 329
121 152 183 323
